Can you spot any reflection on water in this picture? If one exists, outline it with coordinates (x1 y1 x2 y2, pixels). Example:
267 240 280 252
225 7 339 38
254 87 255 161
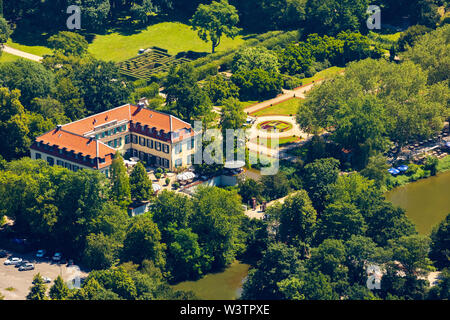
386 171 450 234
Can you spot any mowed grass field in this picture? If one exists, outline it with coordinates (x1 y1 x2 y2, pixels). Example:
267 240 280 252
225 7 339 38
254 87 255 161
88 22 245 62
252 98 304 117
6 22 245 63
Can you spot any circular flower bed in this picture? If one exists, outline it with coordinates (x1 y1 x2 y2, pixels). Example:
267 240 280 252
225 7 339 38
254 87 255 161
256 120 293 133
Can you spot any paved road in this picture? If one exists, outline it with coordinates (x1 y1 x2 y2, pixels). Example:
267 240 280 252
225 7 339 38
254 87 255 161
1 45 43 62
243 82 322 115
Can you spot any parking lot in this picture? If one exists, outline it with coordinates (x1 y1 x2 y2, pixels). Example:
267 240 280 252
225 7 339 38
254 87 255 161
0 250 88 300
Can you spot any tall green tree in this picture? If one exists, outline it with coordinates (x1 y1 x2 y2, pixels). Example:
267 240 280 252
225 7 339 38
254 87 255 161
315 202 367 244
27 273 48 300
49 275 70 300
232 47 280 73
305 0 369 35
302 158 340 212
220 97 246 130
0 88 30 160
73 59 132 114
279 190 317 247
0 16 11 53
164 63 212 121
190 0 241 53
122 214 166 268
242 242 303 300
429 214 450 269
110 152 131 208
190 186 245 269
129 161 152 201
74 0 111 31
390 234 434 277
278 271 338 300
0 59 55 105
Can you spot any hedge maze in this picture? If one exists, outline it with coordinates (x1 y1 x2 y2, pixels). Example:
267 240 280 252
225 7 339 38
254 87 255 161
118 47 200 80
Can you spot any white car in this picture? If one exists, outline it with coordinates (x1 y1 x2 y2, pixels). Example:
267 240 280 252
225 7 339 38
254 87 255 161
4 257 22 265
52 252 62 262
36 249 46 258
18 263 35 271
43 277 52 284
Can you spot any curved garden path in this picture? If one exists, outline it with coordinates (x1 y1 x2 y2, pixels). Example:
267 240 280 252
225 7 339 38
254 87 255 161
243 81 322 115
1 45 43 62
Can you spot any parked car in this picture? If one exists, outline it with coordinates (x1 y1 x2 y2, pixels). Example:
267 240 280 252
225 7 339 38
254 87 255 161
43 277 52 284
52 252 62 262
67 259 74 266
4 257 22 265
36 249 46 258
15 260 30 268
19 263 35 271
0 250 7 258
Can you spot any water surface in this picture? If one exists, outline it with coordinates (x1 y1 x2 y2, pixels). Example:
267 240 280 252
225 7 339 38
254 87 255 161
386 171 450 234
173 261 250 300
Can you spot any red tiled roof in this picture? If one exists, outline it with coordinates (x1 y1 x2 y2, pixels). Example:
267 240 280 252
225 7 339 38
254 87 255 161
62 104 192 136
62 104 132 135
32 128 115 169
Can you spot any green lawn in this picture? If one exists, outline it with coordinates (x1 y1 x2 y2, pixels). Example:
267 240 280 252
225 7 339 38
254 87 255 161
88 22 245 62
6 22 245 63
255 136 300 149
300 66 345 85
241 101 259 108
252 98 304 116
6 39 52 57
0 52 20 63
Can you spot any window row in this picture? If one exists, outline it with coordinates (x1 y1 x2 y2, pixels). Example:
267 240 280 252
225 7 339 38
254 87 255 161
106 137 123 148
127 134 170 154
95 125 127 139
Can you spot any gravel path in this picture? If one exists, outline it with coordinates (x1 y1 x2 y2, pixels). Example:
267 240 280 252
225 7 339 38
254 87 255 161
2 45 43 62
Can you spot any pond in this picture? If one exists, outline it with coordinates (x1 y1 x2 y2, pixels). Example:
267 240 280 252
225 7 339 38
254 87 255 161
172 261 250 300
385 170 450 234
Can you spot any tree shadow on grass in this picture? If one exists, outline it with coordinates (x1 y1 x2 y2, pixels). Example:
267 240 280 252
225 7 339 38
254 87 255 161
10 20 60 48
